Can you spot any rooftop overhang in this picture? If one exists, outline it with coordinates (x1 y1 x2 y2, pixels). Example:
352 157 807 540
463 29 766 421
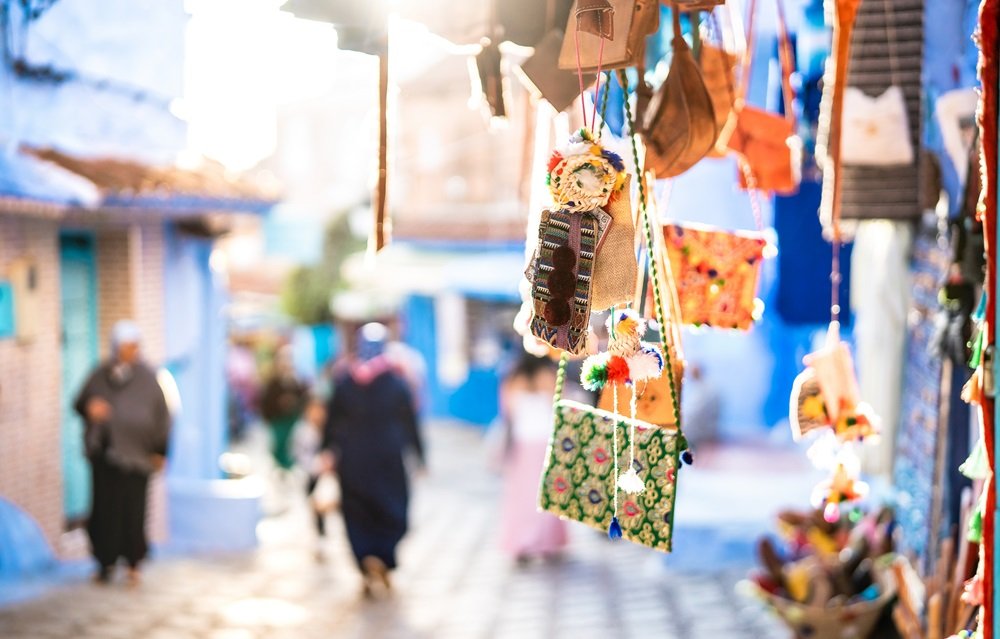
0 146 280 222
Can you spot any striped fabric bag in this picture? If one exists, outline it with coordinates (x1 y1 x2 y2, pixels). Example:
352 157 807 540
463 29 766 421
528 208 610 355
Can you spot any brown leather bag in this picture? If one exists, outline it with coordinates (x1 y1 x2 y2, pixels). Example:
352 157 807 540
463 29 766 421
668 0 726 8
724 0 801 195
700 44 738 157
575 0 615 38
517 29 583 112
641 8 717 178
558 0 660 72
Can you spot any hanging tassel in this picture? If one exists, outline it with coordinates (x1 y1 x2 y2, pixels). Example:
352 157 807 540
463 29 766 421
608 516 623 539
619 388 645 494
617 466 645 494
679 434 694 465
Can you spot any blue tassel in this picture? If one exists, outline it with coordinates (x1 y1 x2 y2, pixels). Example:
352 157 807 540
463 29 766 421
608 517 623 540
681 449 694 465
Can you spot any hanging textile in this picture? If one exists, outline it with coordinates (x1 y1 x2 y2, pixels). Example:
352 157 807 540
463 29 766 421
818 0 924 221
773 179 854 326
974 0 998 634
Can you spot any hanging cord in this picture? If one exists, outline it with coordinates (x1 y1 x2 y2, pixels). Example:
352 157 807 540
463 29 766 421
597 70 612 139
737 158 767 232
573 12 608 132
830 219 842 324
553 351 570 407
612 383 620 516
618 68 682 433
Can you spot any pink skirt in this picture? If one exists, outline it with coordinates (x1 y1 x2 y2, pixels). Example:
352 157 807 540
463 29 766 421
499 440 568 558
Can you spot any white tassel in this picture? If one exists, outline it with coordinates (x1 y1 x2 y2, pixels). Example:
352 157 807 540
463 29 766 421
617 467 645 494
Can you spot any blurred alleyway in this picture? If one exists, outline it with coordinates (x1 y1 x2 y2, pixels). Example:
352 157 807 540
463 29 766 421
0 424 791 639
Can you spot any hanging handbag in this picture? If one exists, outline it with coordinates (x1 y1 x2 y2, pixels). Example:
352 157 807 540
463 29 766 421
474 38 506 118
662 222 767 330
789 324 878 443
839 0 913 167
538 399 681 552
661 170 769 331
528 207 611 355
641 7 717 178
591 175 639 310
517 29 583 112
701 44 738 157
724 0 801 195
558 0 660 72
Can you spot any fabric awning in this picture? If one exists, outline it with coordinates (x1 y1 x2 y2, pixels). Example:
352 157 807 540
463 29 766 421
342 242 524 301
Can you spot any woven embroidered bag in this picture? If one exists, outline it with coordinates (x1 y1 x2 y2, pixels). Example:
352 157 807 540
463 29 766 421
662 222 767 330
538 400 680 551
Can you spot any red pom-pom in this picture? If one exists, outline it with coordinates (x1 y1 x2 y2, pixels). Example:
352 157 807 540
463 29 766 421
606 356 630 384
547 151 563 174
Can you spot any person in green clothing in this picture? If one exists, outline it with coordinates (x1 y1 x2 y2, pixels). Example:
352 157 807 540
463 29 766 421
260 347 307 472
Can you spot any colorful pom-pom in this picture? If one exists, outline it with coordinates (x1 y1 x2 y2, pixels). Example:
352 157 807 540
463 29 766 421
547 151 563 174
626 348 663 383
601 149 625 172
608 516 623 540
823 502 840 524
606 355 630 385
581 353 610 391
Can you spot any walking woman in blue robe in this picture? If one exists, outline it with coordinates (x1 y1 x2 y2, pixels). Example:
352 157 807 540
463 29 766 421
323 323 425 596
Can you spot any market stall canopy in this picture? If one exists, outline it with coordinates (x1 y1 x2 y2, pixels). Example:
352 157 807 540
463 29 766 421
22 146 280 216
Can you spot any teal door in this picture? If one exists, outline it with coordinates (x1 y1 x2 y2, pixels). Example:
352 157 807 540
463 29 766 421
59 234 99 524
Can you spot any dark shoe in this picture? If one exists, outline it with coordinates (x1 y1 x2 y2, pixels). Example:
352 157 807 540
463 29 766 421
93 566 113 584
361 556 392 593
125 567 141 588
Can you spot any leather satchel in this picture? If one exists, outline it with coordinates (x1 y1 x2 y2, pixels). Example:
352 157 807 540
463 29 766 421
641 8 717 178
517 29 583 112
724 0 801 195
558 0 660 72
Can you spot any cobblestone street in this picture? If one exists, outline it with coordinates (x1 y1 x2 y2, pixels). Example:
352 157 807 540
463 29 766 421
0 424 792 639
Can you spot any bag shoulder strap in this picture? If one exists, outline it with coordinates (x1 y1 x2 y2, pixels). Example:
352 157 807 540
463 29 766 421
737 0 797 127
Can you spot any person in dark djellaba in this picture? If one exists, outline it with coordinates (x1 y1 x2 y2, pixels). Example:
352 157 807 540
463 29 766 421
74 320 171 586
323 323 425 597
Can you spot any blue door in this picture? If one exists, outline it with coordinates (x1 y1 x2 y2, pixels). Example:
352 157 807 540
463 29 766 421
59 234 99 524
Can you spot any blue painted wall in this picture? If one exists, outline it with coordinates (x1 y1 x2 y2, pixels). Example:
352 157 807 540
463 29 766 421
162 226 227 480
